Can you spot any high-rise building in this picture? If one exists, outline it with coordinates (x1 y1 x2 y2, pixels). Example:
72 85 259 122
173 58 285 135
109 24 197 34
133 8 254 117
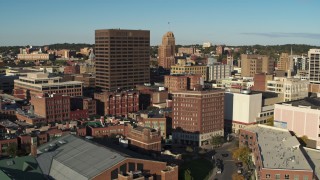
95 29 150 91
308 49 320 83
158 32 175 69
308 49 320 94
172 89 225 146
241 54 274 77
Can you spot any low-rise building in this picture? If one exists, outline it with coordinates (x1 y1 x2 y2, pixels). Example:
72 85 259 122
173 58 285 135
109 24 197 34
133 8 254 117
94 90 139 116
240 125 314 180
207 63 232 81
267 77 309 102
171 60 207 81
36 134 178 180
274 97 320 149
164 74 203 93
14 73 83 99
225 90 281 133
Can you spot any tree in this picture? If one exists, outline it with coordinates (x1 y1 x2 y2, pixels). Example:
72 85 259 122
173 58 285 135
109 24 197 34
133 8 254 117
210 135 225 147
6 143 17 157
232 147 251 166
299 135 308 146
232 173 245 180
184 169 193 180
266 116 274 126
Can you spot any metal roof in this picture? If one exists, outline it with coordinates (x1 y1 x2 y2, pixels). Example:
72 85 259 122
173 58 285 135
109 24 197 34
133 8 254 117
37 134 126 180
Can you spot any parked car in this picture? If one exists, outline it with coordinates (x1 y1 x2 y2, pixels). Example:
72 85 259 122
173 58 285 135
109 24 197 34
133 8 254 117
221 153 229 157
237 168 243 174
236 162 243 167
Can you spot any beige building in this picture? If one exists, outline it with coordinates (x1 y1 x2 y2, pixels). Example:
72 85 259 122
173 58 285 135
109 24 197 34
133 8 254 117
171 60 207 81
158 32 175 69
17 54 54 61
277 53 292 72
266 77 309 102
95 29 150 91
14 73 83 99
241 54 274 77
178 47 196 55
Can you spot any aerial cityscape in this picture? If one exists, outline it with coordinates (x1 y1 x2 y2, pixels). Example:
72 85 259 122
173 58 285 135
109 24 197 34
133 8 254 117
1 0 320 180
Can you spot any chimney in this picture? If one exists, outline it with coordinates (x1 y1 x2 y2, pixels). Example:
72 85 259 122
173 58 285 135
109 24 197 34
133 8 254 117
30 135 38 157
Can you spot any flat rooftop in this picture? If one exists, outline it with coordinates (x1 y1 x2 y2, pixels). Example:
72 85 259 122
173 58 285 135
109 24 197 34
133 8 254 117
243 125 312 171
303 147 320 179
278 97 320 110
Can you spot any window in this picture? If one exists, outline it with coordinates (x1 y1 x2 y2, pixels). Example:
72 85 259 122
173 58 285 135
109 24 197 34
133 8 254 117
266 174 271 178
137 163 144 171
275 174 280 179
303 176 309 180
285 174 289 179
294 175 299 180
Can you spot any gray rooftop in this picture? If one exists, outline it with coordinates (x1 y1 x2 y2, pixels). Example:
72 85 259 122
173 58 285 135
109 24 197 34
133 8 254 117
244 125 312 171
37 134 126 180
303 147 320 179
279 97 320 110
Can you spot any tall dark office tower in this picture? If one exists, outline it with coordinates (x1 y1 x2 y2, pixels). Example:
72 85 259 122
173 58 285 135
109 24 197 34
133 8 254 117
95 29 150 91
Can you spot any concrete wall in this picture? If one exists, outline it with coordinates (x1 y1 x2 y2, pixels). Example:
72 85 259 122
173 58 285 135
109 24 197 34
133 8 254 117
274 104 320 149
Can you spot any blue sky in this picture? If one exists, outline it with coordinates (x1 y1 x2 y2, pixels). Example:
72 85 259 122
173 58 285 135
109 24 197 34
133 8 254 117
0 0 319 46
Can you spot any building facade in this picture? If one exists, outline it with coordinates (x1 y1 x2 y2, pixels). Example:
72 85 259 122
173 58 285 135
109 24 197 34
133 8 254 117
158 32 175 69
172 90 225 146
164 74 202 93
207 63 232 81
274 98 320 149
31 93 70 123
266 77 309 102
171 62 207 81
14 73 83 99
94 90 139 116
95 29 150 91
241 54 274 77
277 53 292 72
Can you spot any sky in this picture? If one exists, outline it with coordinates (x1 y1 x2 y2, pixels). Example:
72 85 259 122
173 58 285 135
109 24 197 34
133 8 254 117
0 0 320 46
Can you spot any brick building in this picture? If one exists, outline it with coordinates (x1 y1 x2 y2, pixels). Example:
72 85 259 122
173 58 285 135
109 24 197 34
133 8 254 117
64 65 80 74
251 73 273 91
172 89 225 146
164 74 203 93
31 93 70 123
70 97 96 116
36 135 178 180
126 125 162 153
94 90 139 116
239 125 315 180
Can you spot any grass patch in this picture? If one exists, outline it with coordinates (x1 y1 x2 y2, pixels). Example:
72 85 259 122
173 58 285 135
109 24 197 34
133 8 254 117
179 158 213 180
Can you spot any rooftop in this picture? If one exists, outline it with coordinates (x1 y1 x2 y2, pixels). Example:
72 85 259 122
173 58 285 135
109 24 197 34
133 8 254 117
243 125 312 171
278 97 320 110
0 156 44 180
37 134 126 180
303 147 320 179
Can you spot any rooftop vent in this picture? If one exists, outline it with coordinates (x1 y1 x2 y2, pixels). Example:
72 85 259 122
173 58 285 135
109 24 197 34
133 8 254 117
6 160 14 166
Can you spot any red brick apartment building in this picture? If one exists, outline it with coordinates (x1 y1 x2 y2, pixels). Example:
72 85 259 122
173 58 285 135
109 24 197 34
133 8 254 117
239 125 316 180
94 90 139 116
172 89 225 146
164 74 202 93
31 93 70 123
